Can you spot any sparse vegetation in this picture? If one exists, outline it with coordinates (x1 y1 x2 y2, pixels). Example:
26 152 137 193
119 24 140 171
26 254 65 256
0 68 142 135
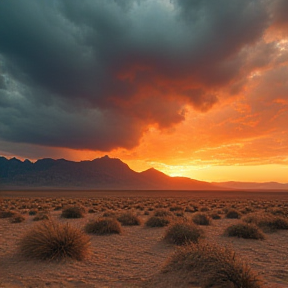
192 212 211 225
164 221 204 245
164 242 262 288
200 206 210 212
210 212 221 219
146 216 170 227
1 195 287 287
33 213 50 221
11 213 26 223
102 211 117 218
85 217 122 234
88 208 96 213
0 210 16 218
28 209 38 216
19 220 90 261
169 206 183 212
226 209 242 219
243 213 288 232
224 222 265 240
61 206 85 219
117 212 141 226
154 209 172 217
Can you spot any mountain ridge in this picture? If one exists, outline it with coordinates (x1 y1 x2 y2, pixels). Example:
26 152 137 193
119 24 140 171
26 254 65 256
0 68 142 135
0 156 218 190
0 156 287 191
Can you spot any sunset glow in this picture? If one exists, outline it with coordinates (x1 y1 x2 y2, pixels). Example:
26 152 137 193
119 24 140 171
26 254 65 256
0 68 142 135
0 0 287 183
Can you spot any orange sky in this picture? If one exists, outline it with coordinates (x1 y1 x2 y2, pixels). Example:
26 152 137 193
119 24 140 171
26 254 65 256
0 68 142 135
81 27 288 182
2 32 288 182
0 1 288 183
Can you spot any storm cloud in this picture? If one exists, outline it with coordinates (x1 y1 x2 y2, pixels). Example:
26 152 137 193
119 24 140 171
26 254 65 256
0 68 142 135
0 0 287 151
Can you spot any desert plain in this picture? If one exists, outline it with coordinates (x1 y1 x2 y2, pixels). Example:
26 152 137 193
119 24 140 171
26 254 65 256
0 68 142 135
0 190 288 288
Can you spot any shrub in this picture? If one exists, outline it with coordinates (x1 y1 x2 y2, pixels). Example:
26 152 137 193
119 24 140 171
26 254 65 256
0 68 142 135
266 207 286 216
174 211 184 217
102 211 117 218
53 205 62 211
88 208 96 213
184 207 194 213
61 206 85 219
146 216 170 227
224 223 265 240
29 209 38 216
117 212 141 226
33 213 50 221
85 217 121 235
192 212 211 225
165 242 262 288
226 209 242 219
154 209 172 217
241 206 254 214
11 213 26 223
0 210 16 218
243 213 288 232
200 206 210 212
271 217 288 229
19 220 90 261
210 212 221 220
164 221 204 245
169 206 183 212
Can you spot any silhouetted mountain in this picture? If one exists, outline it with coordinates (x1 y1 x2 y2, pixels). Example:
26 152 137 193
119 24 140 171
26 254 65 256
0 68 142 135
1 156 286 190
0 156 218 190
140 168 216 190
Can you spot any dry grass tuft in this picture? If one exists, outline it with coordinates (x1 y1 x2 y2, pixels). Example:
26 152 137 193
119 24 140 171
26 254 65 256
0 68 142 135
224 223 265 240
102 211 117 218
154 209 172 217
164 242 262 288
28 209 38 216
0 210 16 218
243 213 288 232
88 208 96 213
33 213 50 221
164 221 204 245
145 216 170 227
85 217 122 235
192 212 211 225
11 213 26 223
61 206 85 219
210 212 222 220
117 212 141 226
226 209 242 219
19 220 90 261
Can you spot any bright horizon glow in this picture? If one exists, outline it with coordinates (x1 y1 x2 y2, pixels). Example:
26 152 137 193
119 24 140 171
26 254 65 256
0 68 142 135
3 152 287 183
146 164 288 183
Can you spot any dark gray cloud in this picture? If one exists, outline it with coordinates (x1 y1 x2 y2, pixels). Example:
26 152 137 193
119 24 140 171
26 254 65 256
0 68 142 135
271 0 288 27
0 0 283 152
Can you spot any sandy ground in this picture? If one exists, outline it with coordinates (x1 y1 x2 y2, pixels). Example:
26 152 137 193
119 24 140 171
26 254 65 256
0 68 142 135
0 191 288 288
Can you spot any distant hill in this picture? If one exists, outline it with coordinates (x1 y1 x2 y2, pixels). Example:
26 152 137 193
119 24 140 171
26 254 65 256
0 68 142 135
0 156 218 190
139 168 217 190
1 156 287 191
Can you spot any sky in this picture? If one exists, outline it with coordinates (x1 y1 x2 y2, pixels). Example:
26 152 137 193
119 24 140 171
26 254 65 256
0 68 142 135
0 0 288 183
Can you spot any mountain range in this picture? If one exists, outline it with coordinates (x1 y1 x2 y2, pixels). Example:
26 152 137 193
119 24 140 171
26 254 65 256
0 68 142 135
0 156 287 191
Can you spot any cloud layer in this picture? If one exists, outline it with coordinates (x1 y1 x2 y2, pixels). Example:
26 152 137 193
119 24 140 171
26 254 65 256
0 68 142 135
0 0 287 152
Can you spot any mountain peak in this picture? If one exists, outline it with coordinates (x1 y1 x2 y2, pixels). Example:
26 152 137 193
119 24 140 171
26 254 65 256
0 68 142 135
140 167 169 181
10 157 22 163
2 156 286 190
